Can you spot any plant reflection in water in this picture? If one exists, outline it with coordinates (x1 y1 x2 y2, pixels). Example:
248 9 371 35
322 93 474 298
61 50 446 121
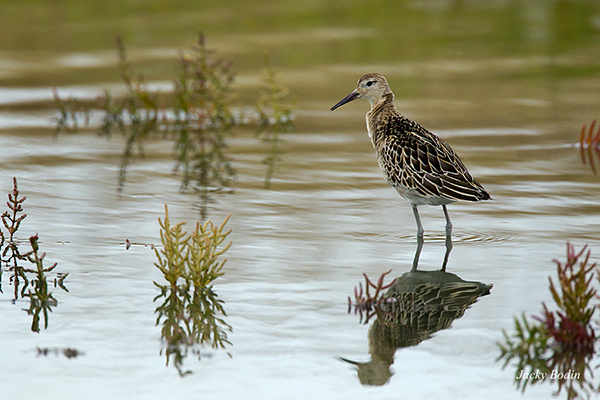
255 52 295 190
498 243 599 400
54 33 295 219
344 241 492 386
36 347 83 359
578 120 600 175
0 178 68 332
153 205 232 376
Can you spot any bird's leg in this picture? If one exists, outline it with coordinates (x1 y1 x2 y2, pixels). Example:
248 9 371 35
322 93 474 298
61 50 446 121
412 205 424 240
442 205 453 238
441 205 453 271
411 205 424 271
411 231 424 272
441 239 452 271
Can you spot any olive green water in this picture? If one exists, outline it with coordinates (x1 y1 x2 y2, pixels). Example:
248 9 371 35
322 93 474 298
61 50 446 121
1 1 600 399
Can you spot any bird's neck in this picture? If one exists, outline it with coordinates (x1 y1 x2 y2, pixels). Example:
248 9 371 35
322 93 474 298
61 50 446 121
369 93 395 112
366 93 397 146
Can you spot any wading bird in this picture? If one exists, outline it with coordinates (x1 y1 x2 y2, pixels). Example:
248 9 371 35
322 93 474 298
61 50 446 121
331 73 490 269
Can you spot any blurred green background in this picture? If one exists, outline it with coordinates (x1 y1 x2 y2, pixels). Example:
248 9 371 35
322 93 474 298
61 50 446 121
2 0 600 134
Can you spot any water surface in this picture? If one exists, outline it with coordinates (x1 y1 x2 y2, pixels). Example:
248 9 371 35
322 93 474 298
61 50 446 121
1 1 600 399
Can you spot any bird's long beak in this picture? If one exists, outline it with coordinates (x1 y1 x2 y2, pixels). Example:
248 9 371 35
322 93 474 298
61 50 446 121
337 357 362 366
330 91 360 111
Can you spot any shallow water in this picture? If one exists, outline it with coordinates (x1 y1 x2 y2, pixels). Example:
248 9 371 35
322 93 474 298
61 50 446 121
2 1 600 399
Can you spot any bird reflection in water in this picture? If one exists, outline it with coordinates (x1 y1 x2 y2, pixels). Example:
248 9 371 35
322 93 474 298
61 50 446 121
342 245 492 386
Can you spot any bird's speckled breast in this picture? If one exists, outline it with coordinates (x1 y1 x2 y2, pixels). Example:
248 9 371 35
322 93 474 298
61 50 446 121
365 107 390 148
366 103 457 206
365 112 375 146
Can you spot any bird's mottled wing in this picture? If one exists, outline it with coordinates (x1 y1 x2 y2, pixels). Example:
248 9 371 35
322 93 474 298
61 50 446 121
377 120 490 202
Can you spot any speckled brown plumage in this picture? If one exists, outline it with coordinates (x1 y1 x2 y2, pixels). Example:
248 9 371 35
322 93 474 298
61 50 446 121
368 106 490 205
331 73 490 239
339 270 492 386
374 270 492 349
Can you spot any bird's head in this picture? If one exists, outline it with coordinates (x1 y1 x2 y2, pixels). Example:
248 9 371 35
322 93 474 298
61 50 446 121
330 73 393 111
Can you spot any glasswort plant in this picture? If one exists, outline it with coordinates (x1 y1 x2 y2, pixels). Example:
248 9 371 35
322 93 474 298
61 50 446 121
153 204 232 376
255 52 295 189
497 242 599 400
0 178 68 332
54 33 295 219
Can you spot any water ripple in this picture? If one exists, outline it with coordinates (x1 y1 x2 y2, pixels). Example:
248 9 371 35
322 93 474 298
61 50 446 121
379 230 520 244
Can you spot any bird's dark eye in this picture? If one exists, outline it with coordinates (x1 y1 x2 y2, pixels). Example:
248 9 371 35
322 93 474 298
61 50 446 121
366 81 374 87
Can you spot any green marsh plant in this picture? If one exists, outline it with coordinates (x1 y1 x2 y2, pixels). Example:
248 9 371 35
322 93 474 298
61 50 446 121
53 88 90 135
255 53 294 189
0 178 68 332
95 33 237 198
497 242 599 399
101 35 161 190
55 33 294 217
153 204 232 376
21 235 62 332
55 33 237 212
